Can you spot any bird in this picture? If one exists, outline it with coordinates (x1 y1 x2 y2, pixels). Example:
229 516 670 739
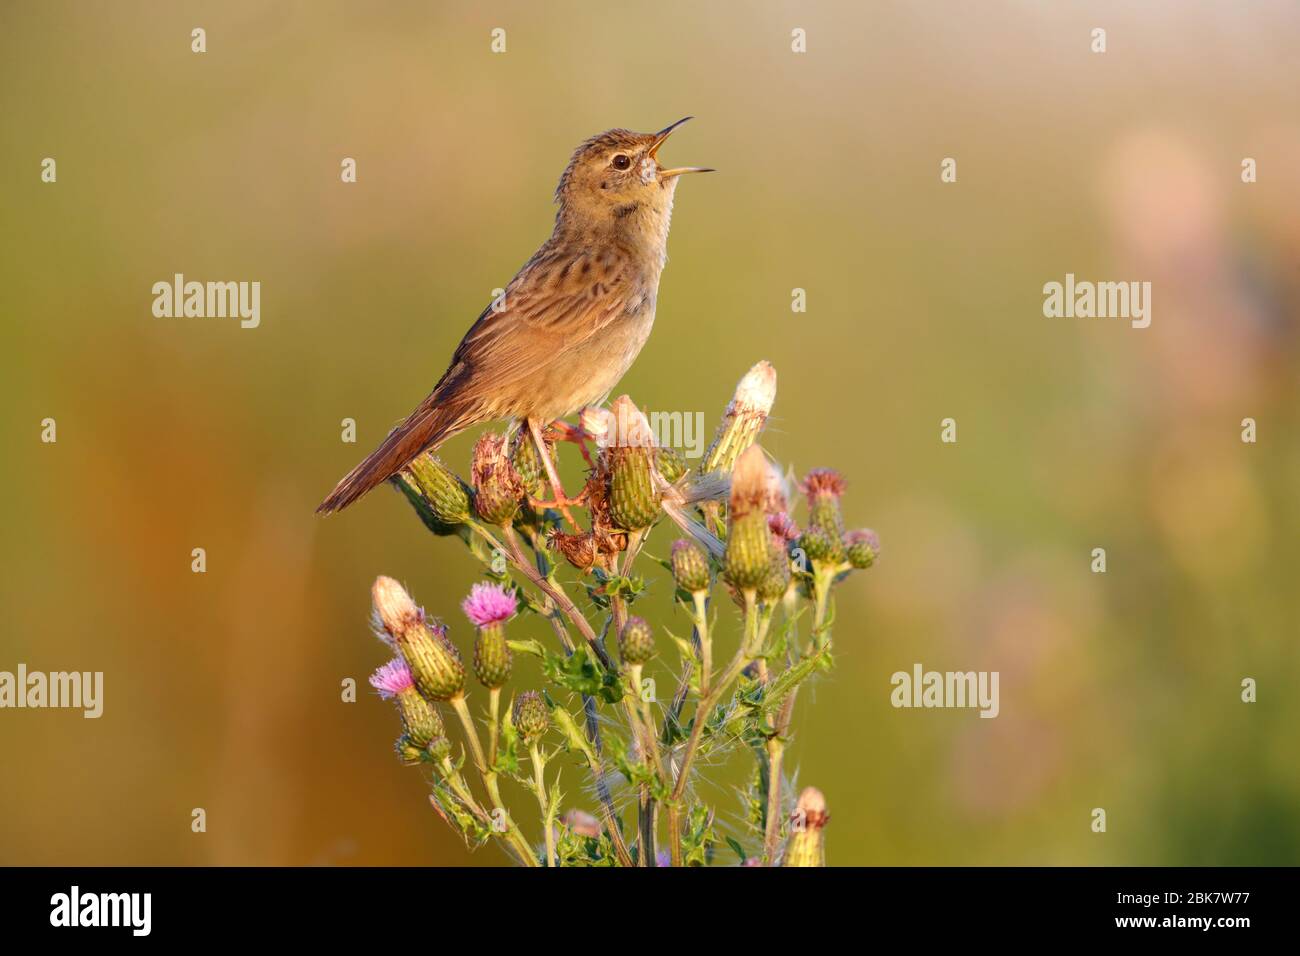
316 117 712 515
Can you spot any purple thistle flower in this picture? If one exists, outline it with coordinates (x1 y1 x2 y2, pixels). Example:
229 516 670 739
461 582 518 628
369 658 414 699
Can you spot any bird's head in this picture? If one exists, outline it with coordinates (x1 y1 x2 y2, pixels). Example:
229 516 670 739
553 118 712 243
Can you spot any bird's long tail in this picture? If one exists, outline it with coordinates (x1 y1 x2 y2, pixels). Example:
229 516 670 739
316 402 469 514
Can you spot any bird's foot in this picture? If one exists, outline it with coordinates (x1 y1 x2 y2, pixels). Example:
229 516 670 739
528 488 589 513
544 420 596 470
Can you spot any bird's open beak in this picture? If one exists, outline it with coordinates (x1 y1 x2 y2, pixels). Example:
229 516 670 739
649 117 715 178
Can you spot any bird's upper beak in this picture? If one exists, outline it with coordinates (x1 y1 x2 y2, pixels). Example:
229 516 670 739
649 116 715 178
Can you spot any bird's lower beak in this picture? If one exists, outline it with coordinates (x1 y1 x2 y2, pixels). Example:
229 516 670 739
660 166 716 178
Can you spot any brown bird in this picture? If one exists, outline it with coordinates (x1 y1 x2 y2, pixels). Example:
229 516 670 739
317 117 712 515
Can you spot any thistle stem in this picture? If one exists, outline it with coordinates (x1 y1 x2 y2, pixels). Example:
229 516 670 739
487 687 501 768
450 693 539 867
668 589 760 866
529 743 556 868
483 520 609 668
693 591 712 696
763 737 785 863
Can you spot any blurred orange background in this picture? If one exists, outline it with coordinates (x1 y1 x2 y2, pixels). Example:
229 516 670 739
1 0 1297 865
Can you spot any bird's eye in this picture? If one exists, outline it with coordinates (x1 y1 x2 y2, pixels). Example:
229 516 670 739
611 154 631 170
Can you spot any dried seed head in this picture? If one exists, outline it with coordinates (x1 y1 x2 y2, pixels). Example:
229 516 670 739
670 539 710 593
618 615 656 665
548 528 600 571
513 690 550 745
701 361 777 474
471 432 525 526
844 528 880 569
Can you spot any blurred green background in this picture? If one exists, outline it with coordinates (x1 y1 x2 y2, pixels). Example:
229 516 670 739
2 0 1297 865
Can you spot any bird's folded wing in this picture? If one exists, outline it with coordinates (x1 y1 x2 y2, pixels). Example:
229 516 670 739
442 247 637 403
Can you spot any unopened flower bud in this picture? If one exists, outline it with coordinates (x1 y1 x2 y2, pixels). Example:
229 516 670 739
401 622 465 702
800 468 847 544
782 787 829 867
609 446 661 530
701 361 777 474
671 539 710 593
757 536 792 603
400 454 472 525
427 735 452 761
726 513 774 591
510 431 548 497
513 690 550 745
371 575 423 639
463 582 516 689
471 432 525 526
797 526 838 564
844 528 880 569
619 616 655 665
395 734 424 766
370 658 446 748
656 447 687 482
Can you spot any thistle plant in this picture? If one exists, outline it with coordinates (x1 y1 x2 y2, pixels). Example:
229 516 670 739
364 361 878 866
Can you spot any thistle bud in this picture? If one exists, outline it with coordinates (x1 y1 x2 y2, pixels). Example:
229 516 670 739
726 514 771 590
395 734 424 766
463 582 516 689
781 787 829 867
372 578 465 701
471 432 525 526
757 535 792 604
797 526 838 564
725 446 781 590
513 690 550 745
609 446 661 530
656 447 687 482
399 454 471 525
510 430 548 498
402 621 465 702
601 397 661 531
670 539 710 593
844 528 880 569
619 616 655 665
370 657 446 748
800 468 847 545
701 361 777 475
426 734 452 762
